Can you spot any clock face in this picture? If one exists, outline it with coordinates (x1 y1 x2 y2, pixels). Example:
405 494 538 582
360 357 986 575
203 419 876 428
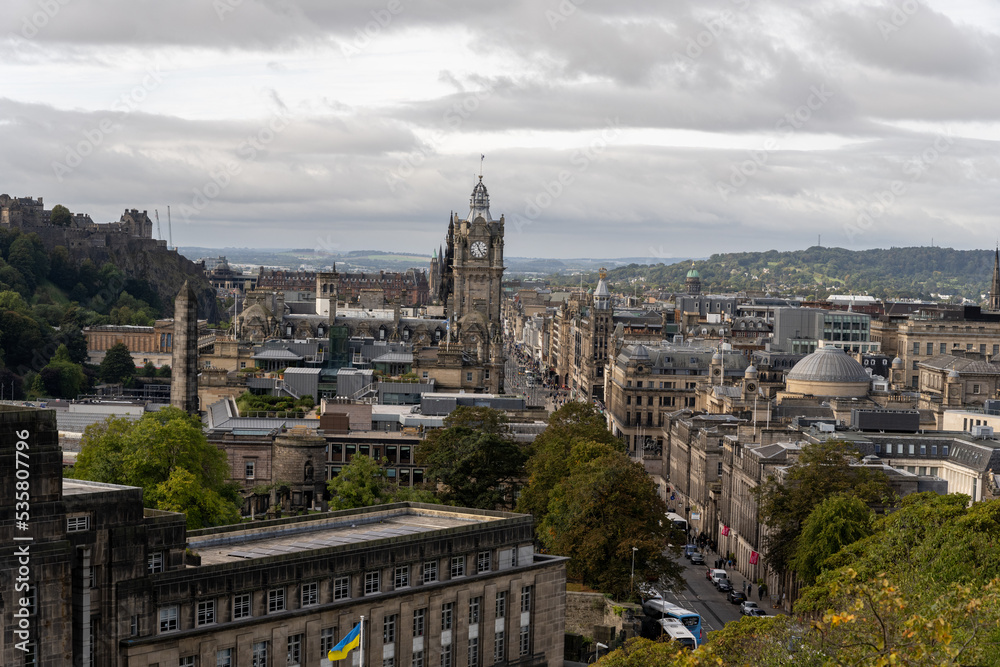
746 382 757 393
470 241 488 258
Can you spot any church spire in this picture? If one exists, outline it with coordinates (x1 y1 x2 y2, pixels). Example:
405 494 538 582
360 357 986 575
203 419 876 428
991 247 1000 311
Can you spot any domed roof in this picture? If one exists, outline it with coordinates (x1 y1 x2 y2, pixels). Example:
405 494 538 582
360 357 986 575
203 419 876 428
786 347 871 384
632 344 650 361
712 350 723 362
687 268 701 279
745 365 758 377
948 369 961 379
594 277 610 298
891 356 903 368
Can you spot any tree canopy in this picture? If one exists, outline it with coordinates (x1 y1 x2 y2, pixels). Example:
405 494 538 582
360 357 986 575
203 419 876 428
69 407 241 528
326 455 437 511
539 440 683 599
517 402 623 520
99 341 136 384
416 406 528 510
755 440 893 577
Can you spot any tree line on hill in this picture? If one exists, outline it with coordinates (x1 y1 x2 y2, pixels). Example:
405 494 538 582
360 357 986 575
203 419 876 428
569 246 999 301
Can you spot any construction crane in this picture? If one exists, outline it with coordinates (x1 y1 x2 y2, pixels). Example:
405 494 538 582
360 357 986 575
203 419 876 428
167 205 173 250
154 209 162 240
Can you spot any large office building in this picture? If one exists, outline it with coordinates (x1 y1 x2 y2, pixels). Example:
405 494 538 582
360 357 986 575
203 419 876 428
1 406 567 666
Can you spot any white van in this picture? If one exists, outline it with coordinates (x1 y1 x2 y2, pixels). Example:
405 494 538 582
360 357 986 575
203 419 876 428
710 568 728 585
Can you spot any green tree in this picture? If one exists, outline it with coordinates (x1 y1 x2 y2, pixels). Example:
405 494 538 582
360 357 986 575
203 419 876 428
326 455 436 510
417 406 528 510
69 407 241 529
99 341 136 384
540 441 682 599
50 204 72 227
755 440 893 578
39 344 87 398
518 402 623 520
789 493 874 585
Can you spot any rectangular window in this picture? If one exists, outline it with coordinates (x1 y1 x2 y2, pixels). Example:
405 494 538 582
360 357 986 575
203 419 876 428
920 444 927 456
519 626 531 657
252 640 269 667
912 342 919 354
493 631 505 663
941 343 947 354
468 637 480 667
383 659 395 667
469 597 481 624
974 384 981 394
413 651 424 667
287 633 302 667
496 591 507 619
334 576 351 600
422 561 438 583
413 608 426 637
926 342 933 355
130 614 138 636
521 586 532 613
301 582 318 606
320 628 337 654
233 593 252 619
179 658 195 667
268 588 285 614
216 648 233 667
148 551 163 574
441 644 452 667
466 372 473 382
365 571 380 595
159 606 178 633
245 460 256 479
384 614 397 644
442 602 454 631
394 564 409 590
909 444 915 455
450 555 465 579
477 550 491 573
67 515 89 532
197 599 215 626
932 445 938 456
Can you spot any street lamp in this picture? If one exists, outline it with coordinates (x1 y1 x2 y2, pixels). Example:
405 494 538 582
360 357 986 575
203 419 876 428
630 546 639 596
595 642 608 662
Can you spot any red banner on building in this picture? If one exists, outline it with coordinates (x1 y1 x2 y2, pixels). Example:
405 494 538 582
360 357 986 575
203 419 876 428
749 551 759 565
721 525 730 536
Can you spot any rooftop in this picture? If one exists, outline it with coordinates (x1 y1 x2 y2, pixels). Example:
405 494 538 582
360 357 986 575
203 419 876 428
188 505 508 566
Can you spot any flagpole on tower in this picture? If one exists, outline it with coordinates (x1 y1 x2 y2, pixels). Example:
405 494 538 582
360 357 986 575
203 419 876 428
360 616 365 665
480 153 485 177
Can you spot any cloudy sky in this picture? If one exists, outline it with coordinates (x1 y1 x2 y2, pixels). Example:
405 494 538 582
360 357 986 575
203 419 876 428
3 0 1000 260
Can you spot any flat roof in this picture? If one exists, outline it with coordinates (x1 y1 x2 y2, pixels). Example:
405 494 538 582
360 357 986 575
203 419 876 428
189 506 507 566
62 478 140 496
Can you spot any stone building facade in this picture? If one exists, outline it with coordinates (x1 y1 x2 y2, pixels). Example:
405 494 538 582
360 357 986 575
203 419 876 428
0 405 567 667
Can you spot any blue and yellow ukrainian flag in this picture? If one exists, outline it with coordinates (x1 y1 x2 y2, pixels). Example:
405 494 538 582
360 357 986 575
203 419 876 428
328 622 362 661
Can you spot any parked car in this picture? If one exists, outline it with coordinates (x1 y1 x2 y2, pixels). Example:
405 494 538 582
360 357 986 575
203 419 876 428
683 544 698 559
690 552 705 565
728 590 747 604
740 601 760 616
745 608 768 617
716 580 732 593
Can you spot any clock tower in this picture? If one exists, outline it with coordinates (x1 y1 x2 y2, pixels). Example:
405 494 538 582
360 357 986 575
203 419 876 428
439 175 506 392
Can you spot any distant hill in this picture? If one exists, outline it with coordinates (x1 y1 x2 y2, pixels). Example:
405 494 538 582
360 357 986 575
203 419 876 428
600 246 996 301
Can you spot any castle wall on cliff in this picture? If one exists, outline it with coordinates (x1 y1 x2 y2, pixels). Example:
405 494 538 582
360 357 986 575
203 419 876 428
0 194 219 321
